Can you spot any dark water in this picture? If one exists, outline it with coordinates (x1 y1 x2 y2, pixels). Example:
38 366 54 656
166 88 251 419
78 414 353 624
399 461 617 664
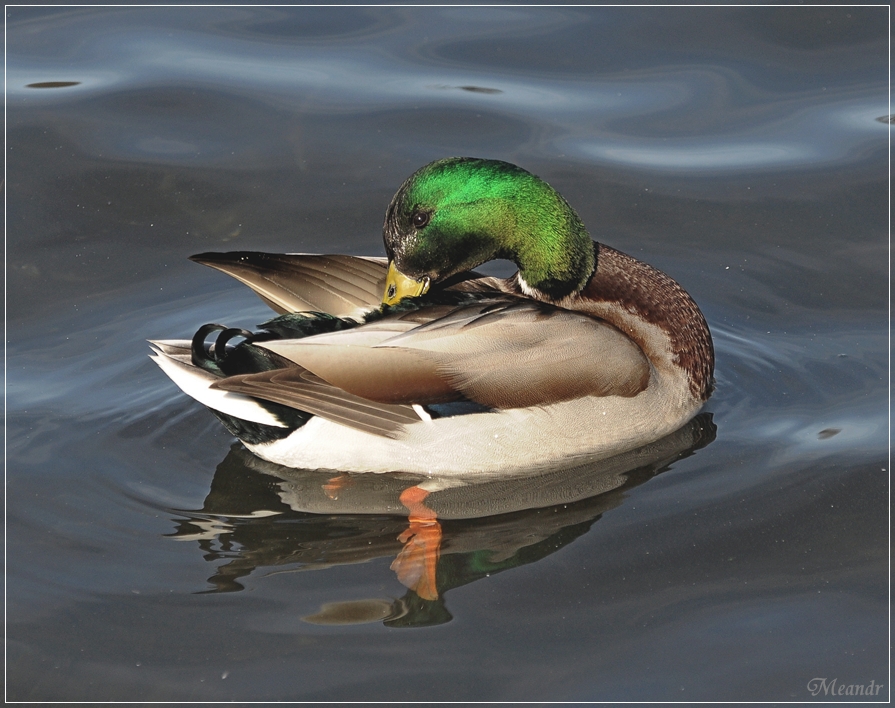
7 6 889 702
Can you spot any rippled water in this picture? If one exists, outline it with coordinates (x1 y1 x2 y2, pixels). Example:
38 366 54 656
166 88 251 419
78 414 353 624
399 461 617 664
7 6 889 701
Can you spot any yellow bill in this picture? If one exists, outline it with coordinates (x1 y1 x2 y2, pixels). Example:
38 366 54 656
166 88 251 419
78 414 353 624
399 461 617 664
382 261 430 306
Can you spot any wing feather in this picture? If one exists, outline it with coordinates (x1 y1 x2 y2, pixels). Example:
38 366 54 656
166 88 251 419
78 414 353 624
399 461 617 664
211 368 423 438
189 252 388 316
256 299 650 409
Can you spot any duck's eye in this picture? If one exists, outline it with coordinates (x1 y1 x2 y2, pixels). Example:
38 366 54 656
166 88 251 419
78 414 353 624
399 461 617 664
411 211 430 229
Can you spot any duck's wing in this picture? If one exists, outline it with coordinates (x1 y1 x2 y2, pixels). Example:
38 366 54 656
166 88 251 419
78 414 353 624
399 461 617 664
190 252 389 316
211 368 423 438
151 337 425 438
252 299 651 411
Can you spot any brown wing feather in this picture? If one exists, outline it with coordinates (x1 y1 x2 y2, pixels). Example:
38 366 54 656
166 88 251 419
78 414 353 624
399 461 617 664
258 299 650 409
386 301 650 408
259 340 461 405
210 368 421 438
189 252 388 315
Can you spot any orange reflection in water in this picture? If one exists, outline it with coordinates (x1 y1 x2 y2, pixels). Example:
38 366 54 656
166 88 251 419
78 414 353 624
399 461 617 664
390 486 442 601
322 473 353 500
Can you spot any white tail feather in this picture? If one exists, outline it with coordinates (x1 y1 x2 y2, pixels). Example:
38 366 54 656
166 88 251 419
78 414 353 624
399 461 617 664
149 346 288 428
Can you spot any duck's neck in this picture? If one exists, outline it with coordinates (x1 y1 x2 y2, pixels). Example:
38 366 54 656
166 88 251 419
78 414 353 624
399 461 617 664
557 243 714 401
503 198 595 300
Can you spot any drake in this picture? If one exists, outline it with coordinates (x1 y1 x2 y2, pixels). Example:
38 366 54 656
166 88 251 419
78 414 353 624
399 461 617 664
151 157 714 477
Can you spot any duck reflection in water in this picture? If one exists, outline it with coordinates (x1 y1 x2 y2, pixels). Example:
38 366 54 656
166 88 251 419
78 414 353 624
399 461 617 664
168 414 715 627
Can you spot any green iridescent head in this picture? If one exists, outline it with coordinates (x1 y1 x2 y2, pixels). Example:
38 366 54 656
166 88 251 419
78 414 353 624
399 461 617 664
382 157 594 302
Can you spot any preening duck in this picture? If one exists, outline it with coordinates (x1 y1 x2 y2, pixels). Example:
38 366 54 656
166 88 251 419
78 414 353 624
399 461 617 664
151 157 714 477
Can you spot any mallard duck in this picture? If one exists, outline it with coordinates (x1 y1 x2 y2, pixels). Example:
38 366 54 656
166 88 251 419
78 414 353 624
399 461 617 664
151 157 714 477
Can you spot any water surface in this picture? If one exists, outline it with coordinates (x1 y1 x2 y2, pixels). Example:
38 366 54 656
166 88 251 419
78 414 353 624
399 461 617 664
6 6 888 701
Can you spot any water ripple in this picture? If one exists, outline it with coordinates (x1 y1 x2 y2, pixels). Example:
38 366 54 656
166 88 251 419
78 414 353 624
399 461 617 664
8 14 885 173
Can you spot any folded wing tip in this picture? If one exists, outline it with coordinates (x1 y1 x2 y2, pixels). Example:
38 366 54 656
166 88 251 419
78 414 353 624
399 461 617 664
188 251 223 264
